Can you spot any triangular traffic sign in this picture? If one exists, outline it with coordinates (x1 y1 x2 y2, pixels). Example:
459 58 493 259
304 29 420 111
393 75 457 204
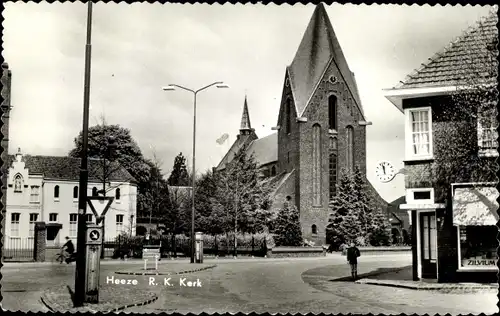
87 196 114 223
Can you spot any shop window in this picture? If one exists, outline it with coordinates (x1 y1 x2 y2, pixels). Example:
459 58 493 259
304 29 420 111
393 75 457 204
458 225 497 269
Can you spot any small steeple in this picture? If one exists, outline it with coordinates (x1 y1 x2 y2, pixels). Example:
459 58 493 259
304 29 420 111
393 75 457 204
239 95 254 135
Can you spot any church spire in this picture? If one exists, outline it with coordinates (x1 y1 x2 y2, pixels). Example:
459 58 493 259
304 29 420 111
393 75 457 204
239 95 253 135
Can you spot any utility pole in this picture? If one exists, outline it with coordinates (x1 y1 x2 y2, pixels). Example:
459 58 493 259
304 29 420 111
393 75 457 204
74 1 93 308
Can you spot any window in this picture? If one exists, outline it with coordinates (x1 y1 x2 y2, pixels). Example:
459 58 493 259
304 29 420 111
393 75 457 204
69 213 78 237
10 213 20 237
285 99 291 134
54 185 60 199
116 215 124 235
312 124 321 206
328 95 337 130
405 107 433 159
73 186 78 199
478 121 498 156
271 166 276 176
329 136 337 151
458 225 497 269
29 213 38 237
85 214 93 223
30 186 40 203
14 174 22 192
406 188 434 204
49 213 58 222
287 152 290 164
92 187 98 197
115 188 121 200
329 153 337 199
311 224 317 235
346 126 354 171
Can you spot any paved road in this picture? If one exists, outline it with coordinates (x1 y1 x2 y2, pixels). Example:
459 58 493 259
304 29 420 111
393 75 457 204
1 254 497 314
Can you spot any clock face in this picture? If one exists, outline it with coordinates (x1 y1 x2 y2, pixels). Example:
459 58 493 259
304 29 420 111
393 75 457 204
375 161 396 183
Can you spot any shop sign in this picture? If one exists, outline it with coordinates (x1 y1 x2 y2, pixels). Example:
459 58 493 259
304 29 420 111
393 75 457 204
462 259 497 267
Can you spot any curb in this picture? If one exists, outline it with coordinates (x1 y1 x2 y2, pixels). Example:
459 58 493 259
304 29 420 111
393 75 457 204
356 279 498 291
115 264 217 276
40 289 158 313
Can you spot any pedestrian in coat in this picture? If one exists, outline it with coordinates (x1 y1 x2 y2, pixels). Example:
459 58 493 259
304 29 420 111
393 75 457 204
346 241 361 281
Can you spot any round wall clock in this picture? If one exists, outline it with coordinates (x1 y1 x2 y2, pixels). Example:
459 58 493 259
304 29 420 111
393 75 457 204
375 160 396 183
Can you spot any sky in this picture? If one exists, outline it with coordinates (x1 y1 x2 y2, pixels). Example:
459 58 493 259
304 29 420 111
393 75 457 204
2 2 495 203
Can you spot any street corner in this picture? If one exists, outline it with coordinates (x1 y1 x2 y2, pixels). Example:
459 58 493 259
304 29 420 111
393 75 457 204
114 263 217 276
40 284 158 313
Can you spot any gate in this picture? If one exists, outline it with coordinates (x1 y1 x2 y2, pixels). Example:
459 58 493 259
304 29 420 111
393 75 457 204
3 237 35 261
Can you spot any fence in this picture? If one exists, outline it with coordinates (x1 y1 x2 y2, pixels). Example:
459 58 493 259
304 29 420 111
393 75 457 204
103 234 269 259
3 237 35 261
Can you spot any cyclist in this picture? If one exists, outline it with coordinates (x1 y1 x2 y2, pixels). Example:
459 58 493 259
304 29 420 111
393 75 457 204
62 236 75 264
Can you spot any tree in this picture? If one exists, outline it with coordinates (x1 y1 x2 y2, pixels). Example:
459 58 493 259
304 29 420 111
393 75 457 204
211 144 274 255
429 13 498 202
368 208 392 246
352 166 373 236
326 169 365 249
167 153 190 186
273 203 303 247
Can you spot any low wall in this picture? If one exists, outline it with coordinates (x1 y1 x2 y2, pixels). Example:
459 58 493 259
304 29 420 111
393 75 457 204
267 246 326 258
342 246 411 256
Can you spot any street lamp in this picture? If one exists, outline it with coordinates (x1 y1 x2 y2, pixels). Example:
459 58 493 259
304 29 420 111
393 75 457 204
162 81 229 263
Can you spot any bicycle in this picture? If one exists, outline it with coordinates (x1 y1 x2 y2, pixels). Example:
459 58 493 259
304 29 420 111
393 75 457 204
52 249 69 264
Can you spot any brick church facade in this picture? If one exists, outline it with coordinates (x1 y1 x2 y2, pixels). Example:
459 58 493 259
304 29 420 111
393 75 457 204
216 4 388 244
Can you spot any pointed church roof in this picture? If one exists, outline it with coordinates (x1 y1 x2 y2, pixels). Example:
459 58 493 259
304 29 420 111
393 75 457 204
240 95 252 132
288 3 364 117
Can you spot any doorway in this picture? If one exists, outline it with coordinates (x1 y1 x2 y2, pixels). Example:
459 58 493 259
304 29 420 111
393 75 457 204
420 212 437 279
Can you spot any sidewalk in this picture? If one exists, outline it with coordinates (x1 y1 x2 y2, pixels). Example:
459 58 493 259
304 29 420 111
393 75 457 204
115 262 217 275
40 284 158 313
356 266 498 292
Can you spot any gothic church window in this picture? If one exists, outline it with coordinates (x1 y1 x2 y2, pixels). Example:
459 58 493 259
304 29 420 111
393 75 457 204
285 99 291 134
328 95 337 130
14 174 22 192
346 126 354 171
329 152 337 199
311 224 317 235
312 124 322 206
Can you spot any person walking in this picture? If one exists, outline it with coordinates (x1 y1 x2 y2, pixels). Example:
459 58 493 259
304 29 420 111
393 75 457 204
346 241 361 281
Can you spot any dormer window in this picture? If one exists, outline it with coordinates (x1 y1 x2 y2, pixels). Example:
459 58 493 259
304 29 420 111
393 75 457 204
14 174 23 192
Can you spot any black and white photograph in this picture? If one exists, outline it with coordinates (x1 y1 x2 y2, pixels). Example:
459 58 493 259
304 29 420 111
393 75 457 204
0 2 498 314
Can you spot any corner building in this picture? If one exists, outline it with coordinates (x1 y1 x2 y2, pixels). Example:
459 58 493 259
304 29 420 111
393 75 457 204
217 4 387 244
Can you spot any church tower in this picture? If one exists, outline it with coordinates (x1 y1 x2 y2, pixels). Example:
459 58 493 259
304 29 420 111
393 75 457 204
276 3 371 243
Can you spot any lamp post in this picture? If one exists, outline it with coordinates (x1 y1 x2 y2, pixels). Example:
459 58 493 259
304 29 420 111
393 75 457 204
162 82 229 263
74 0 93 307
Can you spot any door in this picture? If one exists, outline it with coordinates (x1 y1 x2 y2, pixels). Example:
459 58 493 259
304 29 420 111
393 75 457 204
420 212 437 279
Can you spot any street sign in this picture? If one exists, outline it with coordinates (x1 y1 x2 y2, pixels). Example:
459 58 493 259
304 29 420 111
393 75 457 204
89 230 100 241
86 196 114 223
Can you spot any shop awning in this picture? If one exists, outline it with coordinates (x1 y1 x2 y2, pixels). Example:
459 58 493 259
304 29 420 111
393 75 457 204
453 186 499 226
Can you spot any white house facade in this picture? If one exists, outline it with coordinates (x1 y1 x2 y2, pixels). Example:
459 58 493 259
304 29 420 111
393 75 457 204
5 149 137 250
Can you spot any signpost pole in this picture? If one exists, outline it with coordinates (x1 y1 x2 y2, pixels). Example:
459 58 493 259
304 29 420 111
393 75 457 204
74 1 93 307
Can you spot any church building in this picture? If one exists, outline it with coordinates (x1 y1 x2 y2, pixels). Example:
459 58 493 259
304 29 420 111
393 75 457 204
216 4 388 244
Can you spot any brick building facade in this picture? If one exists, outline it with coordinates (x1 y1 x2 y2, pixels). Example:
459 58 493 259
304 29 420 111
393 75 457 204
217 4 388 244
385 12 497 282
